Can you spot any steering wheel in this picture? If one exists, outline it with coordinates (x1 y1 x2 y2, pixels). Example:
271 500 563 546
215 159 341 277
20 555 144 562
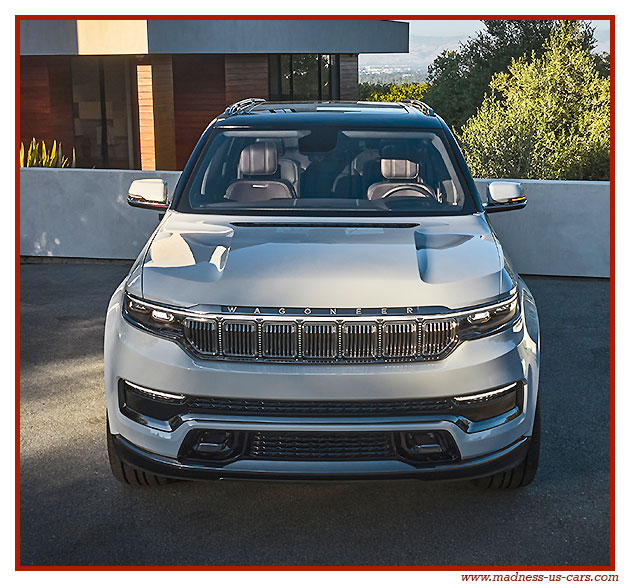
380 184 437 199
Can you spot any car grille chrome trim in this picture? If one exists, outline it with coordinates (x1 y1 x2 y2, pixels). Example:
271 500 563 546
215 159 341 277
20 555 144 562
302 322 338 359
222 320 257 357
382 321 418 358
184 319 218 355
342 322 378 359
261 322 298 358
421 319 458 358
182 316 459 362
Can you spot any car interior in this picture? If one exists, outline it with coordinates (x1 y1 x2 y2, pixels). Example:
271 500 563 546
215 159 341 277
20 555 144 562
191 130 465 210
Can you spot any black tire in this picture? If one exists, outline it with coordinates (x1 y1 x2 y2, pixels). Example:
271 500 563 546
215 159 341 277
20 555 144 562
471 402 541 489
106 418 174 487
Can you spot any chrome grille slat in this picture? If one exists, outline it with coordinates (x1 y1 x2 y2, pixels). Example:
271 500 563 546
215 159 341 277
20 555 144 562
262 322 298 358
222 320 257 357
302 322 338 359
382 321 418 358
421 319 457 358
342 322 377 359
185 319 218 355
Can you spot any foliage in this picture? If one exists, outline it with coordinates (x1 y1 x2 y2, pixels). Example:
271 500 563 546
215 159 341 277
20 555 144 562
456 22 610 181
422 20 599 130
361 82 428 103
20 138 75 168
359 82 394 100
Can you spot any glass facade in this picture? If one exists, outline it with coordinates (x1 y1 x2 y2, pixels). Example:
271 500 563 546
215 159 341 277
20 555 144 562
70 56 135 169
269 54 340 101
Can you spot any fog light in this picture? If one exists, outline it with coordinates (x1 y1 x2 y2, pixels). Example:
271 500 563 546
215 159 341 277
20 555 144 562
192 431 236 459
405 432 445 456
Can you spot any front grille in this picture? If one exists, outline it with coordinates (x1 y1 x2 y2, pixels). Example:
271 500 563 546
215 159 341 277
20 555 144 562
422 320 457 357
183 317 459 362
186 395 453 417
222 320 257 356
247 431 395 460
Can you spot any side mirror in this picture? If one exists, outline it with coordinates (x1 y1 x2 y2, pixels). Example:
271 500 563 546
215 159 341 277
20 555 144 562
128 179 169 210
484 181 527 213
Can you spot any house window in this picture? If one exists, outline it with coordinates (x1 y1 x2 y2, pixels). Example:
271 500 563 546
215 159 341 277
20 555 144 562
71 56 135 169
269 54 340 101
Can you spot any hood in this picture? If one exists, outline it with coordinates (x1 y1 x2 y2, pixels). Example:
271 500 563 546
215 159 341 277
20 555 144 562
139 212 515 310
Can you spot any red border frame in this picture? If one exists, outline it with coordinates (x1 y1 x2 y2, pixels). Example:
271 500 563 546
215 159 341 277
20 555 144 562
15 14 616 572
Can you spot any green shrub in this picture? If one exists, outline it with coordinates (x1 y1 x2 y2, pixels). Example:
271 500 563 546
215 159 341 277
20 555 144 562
20 138 75 168
456 22 610 181
362 82 428 103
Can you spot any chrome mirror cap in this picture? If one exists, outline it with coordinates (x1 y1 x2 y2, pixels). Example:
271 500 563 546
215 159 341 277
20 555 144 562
485 181 527 213
128 179 168 210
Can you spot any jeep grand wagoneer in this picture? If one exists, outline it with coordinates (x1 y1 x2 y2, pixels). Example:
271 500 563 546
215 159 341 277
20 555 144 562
105 99 540 489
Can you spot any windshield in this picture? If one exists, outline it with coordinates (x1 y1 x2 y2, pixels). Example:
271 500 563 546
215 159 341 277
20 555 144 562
175 127 476 216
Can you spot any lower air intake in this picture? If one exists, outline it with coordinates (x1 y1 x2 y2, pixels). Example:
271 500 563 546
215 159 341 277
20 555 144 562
247 431 395 460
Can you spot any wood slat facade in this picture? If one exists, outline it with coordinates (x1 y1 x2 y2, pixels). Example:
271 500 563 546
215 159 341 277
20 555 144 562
20 51 360 170
172 55 226 170
20 56 75 155
224 54 270 106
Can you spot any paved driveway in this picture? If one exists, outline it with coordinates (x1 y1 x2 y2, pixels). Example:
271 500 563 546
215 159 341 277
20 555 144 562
19 263 611 566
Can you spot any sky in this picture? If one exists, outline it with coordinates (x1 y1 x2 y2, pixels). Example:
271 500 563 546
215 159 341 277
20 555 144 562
359 19 611 71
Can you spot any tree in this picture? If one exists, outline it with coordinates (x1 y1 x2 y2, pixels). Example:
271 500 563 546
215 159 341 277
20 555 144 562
456 22 610 181
422 20 598 130
362 82 428 103
359 82 394 100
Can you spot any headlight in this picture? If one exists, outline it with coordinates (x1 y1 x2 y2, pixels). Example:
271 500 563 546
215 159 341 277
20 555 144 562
456 290 520 339
122 292 185 338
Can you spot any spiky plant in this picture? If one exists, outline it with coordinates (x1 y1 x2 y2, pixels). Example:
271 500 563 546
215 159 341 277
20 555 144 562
20 138 76 168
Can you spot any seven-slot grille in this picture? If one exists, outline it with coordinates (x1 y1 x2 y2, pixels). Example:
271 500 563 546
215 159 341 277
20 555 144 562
184 317 457 362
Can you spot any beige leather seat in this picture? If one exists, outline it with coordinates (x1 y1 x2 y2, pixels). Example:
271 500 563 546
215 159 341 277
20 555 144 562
366 159 424 200
225 142 295 202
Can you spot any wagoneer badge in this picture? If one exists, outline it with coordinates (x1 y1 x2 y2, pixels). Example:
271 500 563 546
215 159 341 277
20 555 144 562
221 306 421 316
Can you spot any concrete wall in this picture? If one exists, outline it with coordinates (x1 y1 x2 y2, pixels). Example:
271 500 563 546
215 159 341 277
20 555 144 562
20 169 610 277
20 168 180 260
474 179 610 278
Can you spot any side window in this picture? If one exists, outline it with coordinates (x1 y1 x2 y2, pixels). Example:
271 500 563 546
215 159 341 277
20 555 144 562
268 55 340 101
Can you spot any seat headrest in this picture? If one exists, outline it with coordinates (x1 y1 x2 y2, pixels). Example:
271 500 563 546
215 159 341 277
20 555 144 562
381 158 419 180
239 142 278 176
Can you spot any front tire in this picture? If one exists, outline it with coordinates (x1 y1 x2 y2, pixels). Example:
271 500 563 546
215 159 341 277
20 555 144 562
106 418 173 487
472 402 541 489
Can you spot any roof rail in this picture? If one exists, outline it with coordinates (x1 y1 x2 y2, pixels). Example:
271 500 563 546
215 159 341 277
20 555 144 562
224 97 266 116
401 100 435 117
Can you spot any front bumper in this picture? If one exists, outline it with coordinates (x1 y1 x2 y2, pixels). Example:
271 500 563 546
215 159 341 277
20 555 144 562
104 283 540 481
112 432 530 481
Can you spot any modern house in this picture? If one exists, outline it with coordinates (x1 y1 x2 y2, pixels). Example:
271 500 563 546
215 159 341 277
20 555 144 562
19 19 409 171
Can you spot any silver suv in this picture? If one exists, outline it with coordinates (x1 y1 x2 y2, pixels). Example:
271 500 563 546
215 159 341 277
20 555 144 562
104 99 540 488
